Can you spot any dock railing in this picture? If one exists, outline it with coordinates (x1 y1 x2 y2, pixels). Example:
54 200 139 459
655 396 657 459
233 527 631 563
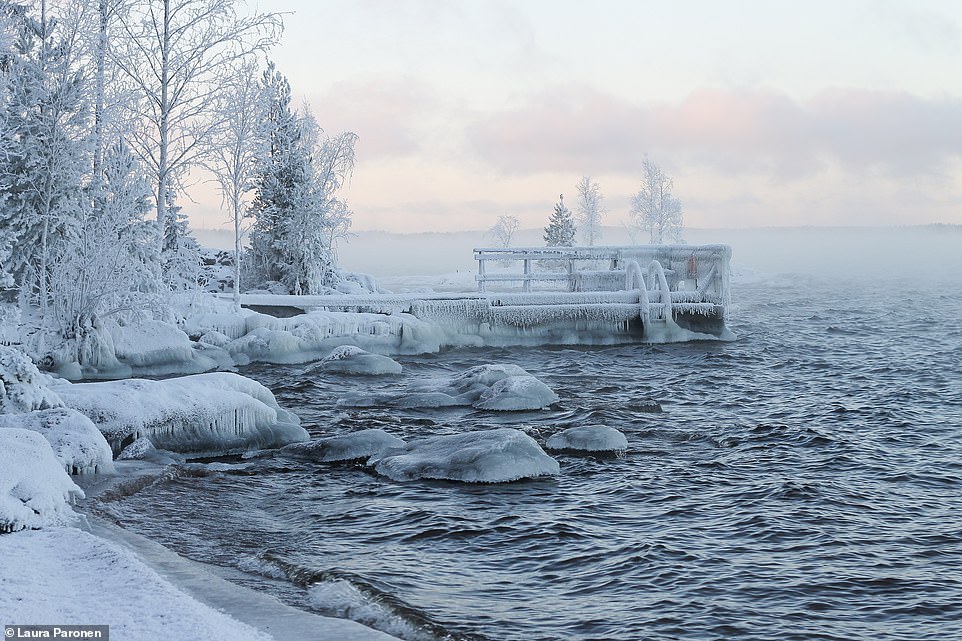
473 244 731 306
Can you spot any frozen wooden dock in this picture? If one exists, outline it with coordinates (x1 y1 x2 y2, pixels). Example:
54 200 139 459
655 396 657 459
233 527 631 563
232 244 733 343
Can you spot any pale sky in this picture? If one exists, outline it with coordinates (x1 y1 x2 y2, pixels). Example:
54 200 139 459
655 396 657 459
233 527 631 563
192 0 962 232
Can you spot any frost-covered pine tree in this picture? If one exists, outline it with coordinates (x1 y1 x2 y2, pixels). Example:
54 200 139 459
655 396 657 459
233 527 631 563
544 194 576 247
574 176 605 246
247 63 356 295
160 189 202 291
630 157 683 244
247 62 313 293
0 3 89 319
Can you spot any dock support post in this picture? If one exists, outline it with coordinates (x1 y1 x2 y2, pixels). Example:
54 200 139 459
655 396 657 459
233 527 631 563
523 259 531 293
478 256 486 293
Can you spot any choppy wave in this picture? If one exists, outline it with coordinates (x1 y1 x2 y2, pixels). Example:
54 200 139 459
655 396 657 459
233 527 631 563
92 276 962 641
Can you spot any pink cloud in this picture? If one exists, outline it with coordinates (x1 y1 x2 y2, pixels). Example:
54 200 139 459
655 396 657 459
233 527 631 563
466 85 962 178
308 77 437 159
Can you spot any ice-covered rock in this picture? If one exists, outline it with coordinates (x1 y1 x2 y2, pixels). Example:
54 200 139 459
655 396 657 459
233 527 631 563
337 364 558 411
0 408 114 475
0 429 83 533
443 364 529 389
545 425 629 453
370 428 560 483
109 319 197 368
199 331 232 348
280 429 405 463
117 436 158 460
314 346 402 376
53 372 307 456
0 345 63 414
474 375 559 411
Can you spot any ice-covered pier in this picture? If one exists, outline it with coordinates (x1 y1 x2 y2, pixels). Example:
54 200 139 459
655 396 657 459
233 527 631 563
233 244 733 346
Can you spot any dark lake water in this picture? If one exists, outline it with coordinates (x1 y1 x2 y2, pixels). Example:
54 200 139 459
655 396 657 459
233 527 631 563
90 273 962 641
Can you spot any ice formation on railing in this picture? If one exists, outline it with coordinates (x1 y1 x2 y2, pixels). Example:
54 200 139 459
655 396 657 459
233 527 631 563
647 260 673 321
488 303 643 328
488 291 642 307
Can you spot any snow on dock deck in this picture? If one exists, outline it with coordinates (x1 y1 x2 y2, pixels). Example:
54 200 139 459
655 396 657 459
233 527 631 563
227 244 733 344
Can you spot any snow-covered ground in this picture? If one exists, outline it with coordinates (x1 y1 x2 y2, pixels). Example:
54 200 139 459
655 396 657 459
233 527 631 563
0 342 396 639
0 521 401 641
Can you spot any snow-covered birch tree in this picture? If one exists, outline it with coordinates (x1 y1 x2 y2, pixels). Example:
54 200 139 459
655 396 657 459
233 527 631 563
110 0 282 246
49 140 158 366
203 61 265 307
574 176 604 246
489 214 520 249
629 157 683 244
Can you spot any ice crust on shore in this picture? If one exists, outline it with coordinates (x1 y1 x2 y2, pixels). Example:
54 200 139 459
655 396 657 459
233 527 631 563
53 372 307 456
220 310 443 365
338 364 558 411
312 345 403 376
0 429 83 533
0 527 273 641
545 425 629 453
370 428 560 483
0 408 114 475
309 579 426 641
280 429 405 463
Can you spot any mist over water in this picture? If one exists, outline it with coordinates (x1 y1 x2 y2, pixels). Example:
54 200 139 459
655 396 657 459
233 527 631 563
90 260 962 640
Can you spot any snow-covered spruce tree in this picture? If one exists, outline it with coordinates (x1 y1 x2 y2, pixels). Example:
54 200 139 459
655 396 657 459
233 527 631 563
247 64 356 295
629 156 683 244
246 62 310 292
110 0 281 246
544 194 576 247
160 189 203 291
574 176 605 246
0 3 89 327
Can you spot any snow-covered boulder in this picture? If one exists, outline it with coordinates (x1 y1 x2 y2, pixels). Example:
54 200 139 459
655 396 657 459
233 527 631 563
280 429 405 463
313 346 402 376
0 408 114 475
53 372 306 456
369 428 560 483
107 319 217 375
545 425 629 453
0 429 83 533
0 345 63 414
198 331 232 348
337 364 558 411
